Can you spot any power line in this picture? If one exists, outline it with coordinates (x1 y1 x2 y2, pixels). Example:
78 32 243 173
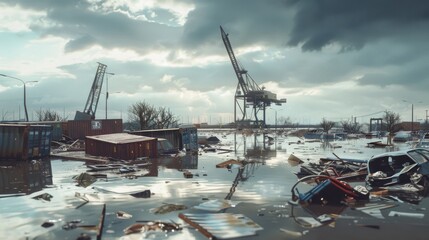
354 110 385 118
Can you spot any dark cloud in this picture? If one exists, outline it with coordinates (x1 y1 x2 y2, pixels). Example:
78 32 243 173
180 0 293 51
65 34 96 52
286 0 429 51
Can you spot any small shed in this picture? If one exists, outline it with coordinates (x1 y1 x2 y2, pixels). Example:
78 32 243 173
85 133 158 160
130 125 198 151
0 124 53 161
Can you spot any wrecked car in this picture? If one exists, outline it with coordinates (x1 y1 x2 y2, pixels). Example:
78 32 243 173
366 148 429 192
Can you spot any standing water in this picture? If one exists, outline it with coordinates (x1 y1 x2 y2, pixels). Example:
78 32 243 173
1 129 428 240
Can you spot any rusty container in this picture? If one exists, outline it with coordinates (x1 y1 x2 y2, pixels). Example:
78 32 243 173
65 119 123 140
85 133 158 160
130 125 198 151
0 124 52 161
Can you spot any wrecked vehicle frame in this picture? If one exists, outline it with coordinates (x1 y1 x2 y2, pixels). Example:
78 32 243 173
366 148 429 191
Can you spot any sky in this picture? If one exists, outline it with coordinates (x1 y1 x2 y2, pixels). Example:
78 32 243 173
1 0 429 125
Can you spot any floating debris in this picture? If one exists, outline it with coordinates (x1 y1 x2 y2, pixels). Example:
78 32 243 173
388 211 425 219
355 203 396 219
288 154 304 166
116 211 132 219
73 172 97 188
279 228 306 238
130 189 151 198
183 170 193 178
32 193 53 201
216 159 243 168
291 175 369 205
193 199 237 212
179 213 263 239
123 221 182 235
41 221 54 228
151 203 188 214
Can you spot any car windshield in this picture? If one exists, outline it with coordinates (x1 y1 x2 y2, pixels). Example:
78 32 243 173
408 149 429 164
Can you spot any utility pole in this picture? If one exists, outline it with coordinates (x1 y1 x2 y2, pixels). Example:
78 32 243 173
411 103 414 133
105 72 115 119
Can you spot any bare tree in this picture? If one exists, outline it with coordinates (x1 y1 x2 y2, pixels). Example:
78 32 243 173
128 101 157 130
383 110 401 145
35 109 67 121
155 107 179 129
341 120 362 133
128 102 180 130
320 118 335 133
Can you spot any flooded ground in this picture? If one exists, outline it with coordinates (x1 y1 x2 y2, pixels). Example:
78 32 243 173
1 129 429 240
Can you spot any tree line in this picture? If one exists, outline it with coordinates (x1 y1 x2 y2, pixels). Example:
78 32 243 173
35 100 179 130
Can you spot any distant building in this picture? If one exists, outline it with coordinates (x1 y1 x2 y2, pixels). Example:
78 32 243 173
399 122 421 132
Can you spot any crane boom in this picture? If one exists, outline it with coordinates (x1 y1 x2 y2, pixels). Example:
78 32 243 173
74 62 107 120
220 26 261 94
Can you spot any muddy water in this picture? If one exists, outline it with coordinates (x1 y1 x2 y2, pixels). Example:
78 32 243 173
1 130 428 240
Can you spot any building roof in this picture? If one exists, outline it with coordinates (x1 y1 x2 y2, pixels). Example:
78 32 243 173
86 133 156 144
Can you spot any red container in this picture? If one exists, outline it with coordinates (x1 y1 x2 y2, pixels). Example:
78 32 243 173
65 119 123 140
85 133 158 160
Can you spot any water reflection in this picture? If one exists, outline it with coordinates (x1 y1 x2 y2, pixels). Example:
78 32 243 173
225 161 261 200
158 153 198 171
234 131 281 161
0 159 53 195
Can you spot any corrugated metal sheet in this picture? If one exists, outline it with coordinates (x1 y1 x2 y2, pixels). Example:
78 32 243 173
0 124 52 161
0 124 26 160
85 133 158 160
130 126 198 151
65 119 123 140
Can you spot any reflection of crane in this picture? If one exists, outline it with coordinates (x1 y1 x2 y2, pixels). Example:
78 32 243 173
74 62 107 120
224 161 260 200
220 26 286 128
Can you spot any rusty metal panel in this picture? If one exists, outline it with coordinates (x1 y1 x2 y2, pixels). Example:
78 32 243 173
0 124 52 161
130 126 198 151
0 124 27 161
4 121 64 141
85 133 157 160
28 125 53 159
66 119 123 140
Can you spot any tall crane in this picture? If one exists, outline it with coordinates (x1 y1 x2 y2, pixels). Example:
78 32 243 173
220 26 286 128
74 62 107 120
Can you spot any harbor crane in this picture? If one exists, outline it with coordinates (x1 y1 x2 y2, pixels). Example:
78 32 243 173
74 62 107 120
220 26 286 128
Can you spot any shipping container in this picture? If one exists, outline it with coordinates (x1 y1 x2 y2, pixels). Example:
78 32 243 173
5 121 65 141
65 119 123 140
85 133 158 160
130 125 198 151
0 124 52 161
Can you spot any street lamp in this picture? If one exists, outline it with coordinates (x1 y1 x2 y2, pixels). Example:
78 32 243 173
402 100 422 133
105 72 115 119
0 74 38 122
